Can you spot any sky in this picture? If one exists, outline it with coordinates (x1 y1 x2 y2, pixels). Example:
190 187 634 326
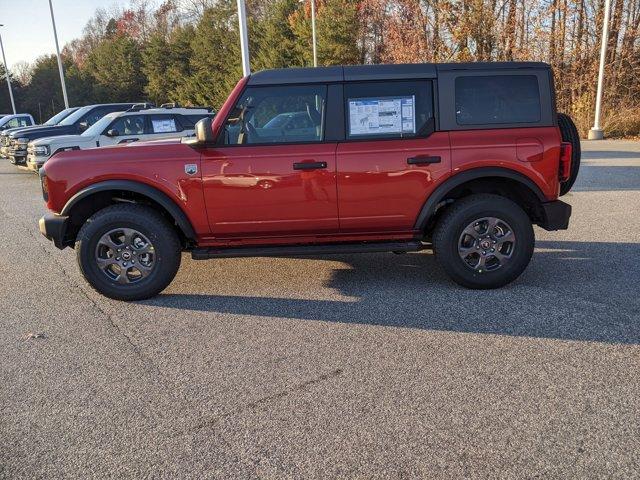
0 0 123 70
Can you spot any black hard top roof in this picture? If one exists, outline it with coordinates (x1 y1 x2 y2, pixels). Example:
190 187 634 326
248 62 550 85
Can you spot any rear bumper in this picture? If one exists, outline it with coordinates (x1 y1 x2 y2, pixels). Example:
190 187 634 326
538 200 571 231
39 214 70 249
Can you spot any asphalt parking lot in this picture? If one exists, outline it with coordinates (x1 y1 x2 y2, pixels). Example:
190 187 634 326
1 140 639 478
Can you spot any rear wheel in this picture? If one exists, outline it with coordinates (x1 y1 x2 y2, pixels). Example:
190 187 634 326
433 194 534 289
76 204 181 301
557 113 581 196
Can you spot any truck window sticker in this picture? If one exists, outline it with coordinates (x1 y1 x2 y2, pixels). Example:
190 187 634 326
348 95 416 137
152 118 177 133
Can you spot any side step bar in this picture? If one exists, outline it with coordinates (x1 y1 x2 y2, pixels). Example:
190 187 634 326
191 241 426 260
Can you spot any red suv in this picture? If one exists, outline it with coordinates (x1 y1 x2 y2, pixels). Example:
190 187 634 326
38 62 580 300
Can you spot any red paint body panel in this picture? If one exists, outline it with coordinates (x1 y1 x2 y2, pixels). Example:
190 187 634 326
336 132 451 232
448 127 562 199
200 143 339 237
44 140 211 236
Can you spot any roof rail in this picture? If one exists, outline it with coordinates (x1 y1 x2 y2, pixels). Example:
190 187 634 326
159 102 215 113
127 102 156 112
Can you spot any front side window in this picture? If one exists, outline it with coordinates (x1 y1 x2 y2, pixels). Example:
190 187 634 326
108 115 145 135
222 84 327 145
345 80 434 140
455 75 541 125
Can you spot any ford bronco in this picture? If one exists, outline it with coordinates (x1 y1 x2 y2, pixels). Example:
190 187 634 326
38 62 580 301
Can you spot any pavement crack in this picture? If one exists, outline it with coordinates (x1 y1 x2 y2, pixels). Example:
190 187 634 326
181 368 344 436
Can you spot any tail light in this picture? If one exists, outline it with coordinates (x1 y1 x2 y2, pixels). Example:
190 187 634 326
559 142 572 182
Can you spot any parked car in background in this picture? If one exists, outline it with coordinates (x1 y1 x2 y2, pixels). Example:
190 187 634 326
6 103 141 165
1 108 78 159
26 106 215 171
0 113 34 133
38 62 580 300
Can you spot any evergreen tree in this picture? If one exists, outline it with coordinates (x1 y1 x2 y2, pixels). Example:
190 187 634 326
84 34 146 102
142 31 172 104
290 0 360 66
254 0 304 70
181 1 243 108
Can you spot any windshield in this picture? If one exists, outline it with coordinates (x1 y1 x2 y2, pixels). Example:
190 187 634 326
44 108 77 126
58 105 93 126
81 112 121 137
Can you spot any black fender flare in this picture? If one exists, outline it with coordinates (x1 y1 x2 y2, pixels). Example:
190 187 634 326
414 167 547 230
60 180 197 240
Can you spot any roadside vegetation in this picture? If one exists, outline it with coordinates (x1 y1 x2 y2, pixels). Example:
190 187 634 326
0 0 638 137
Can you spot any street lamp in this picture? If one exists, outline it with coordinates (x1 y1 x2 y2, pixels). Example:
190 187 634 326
237 0 251 76
299 0 318 67
48 0 69 109
589 0 612 140
0 25 16 114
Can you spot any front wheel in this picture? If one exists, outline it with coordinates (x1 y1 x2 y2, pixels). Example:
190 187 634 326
76 204 182 301
433 194 534 289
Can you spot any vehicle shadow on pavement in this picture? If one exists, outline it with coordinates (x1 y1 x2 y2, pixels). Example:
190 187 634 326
146 240 640 345
572 165 640 192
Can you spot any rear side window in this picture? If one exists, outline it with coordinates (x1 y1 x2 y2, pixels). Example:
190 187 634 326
455 75 541 125
344 80 433 140
149 115 180 133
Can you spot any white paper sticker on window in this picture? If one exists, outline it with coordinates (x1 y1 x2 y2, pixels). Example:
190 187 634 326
348 96 415 136
152 118 177 133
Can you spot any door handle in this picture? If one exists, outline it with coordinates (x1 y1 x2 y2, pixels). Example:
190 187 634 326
293 161 327 170
407 155 441 165
118 138 139 144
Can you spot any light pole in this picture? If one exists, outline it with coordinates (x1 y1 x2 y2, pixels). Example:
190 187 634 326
310 0 317 67
589 0 612 140
237 0 250 76
48 0 69 109
299 0 318 67
0 25 16 114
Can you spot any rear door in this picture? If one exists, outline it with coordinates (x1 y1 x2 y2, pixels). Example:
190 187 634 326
336 80 451 232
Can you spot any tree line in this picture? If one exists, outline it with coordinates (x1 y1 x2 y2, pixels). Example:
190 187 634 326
1 0 638 137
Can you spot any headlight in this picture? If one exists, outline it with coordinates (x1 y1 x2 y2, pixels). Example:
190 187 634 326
32 145 50 156
16 138 29 144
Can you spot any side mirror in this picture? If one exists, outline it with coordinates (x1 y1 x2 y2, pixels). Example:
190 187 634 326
106 129 119 137
78 121 89 132
182 117 215 146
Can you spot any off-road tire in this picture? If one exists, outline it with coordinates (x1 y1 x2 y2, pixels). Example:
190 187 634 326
76 204 181 301
557 112 581 196
433 194 534 289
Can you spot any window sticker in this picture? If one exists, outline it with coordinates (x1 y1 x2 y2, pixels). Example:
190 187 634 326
348 96 415 136
152 118 177 133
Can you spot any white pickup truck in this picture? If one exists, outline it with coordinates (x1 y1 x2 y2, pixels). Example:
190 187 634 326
26 106 214 171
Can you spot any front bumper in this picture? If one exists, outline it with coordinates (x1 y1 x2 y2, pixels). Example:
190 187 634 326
39 214 70 249
9 151 27 164
538 200 571 231
26 154 46 171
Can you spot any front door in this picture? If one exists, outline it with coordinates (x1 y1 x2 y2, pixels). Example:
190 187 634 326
336 79 451 232
99 113 146 146
201 83 339 238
